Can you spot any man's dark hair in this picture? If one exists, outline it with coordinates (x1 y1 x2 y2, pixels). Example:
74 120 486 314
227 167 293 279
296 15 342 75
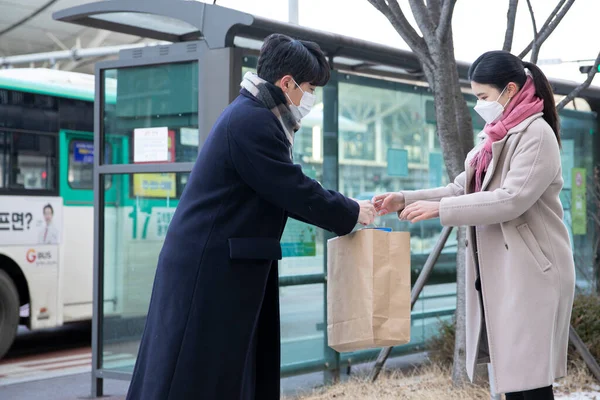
43 204 53 215
257 33 330 86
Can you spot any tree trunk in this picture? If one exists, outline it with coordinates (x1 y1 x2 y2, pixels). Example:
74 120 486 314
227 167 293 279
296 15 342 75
452 226 469 384
503 0 519 52
427 37 472 386
428 65 464 180
446 36 473 389
446 29 475 159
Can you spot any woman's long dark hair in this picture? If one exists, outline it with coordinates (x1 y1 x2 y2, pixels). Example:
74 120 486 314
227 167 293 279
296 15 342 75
468 50 560 146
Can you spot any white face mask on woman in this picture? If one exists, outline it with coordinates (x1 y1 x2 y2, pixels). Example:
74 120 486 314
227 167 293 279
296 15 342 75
285 78 316 121
474 86 510 124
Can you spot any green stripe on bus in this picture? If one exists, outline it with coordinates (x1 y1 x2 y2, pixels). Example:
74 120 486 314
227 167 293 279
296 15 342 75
0 77 116 103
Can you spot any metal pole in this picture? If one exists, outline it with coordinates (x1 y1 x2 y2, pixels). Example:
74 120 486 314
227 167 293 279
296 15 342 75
488 364 501 400
0 42 166 67
370 225 453 381
322 69 340 384
288 0 299 24
569 325 600 382
91 63 105 399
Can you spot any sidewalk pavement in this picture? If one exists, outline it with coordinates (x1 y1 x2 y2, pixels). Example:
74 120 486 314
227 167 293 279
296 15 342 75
0 352 428 400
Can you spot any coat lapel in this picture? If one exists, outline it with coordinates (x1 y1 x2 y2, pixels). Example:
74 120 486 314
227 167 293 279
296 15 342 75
464 132 485 194
479 113 544 192
481 140 507 191
465 160 476 194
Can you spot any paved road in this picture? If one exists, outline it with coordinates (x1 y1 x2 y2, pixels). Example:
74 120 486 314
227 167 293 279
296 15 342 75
0 323 137 388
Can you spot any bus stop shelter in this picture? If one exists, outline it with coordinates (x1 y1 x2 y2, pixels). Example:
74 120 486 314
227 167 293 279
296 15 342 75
52 1 600 397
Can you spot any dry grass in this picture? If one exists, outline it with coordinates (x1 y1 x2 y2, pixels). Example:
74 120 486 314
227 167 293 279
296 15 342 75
554 361 600 397
287 364 490 400
286 361 599 400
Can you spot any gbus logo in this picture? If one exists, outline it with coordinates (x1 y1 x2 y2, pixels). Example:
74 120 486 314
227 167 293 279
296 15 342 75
26 249 37 263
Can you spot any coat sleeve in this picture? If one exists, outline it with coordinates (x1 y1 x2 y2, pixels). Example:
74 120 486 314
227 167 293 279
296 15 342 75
439 123 560 227
227 111 359 236
286 211 332 232
287 210 352 233
287 212 313 225
401 171 466 206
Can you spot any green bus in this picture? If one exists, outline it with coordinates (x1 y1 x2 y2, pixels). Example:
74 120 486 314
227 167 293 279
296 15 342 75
0 67 197 360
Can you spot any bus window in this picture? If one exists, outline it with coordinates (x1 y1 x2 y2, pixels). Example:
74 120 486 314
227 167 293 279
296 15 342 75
0 130 57 192
68 139 112 190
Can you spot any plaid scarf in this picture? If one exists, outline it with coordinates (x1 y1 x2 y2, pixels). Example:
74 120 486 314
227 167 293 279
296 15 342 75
240 72 300 159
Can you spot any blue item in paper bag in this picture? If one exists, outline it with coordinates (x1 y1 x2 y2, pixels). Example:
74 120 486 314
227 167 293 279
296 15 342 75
369 227 392 232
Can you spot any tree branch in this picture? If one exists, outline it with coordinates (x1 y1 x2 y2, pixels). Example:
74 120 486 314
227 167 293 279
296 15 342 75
369 1 420 49
557 50 600 110
367 0 432 66
536 0 567 36
503 0 519 52
428 0 442 24
385 0 425 48
518 0 566 57
436 0 457 45
518 0 574 59
525 0 540 63
368 0 388 15
407 0 437 45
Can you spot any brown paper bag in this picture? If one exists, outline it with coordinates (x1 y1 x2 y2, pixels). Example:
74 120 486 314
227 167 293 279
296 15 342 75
327 228 411 352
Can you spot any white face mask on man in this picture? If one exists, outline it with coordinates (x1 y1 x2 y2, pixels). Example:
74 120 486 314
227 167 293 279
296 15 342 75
473 86 511 124
285 78 316 121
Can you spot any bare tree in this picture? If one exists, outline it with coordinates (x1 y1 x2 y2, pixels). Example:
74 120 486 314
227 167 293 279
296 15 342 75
367 0 598 389
515 0 575 61
368 0 472 173
503 0 519 52
525 0 540 64
366 0 472 385
557 50 600 110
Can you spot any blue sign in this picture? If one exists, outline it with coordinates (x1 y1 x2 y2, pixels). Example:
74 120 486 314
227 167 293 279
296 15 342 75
73 141 94 164
280 220 316 257
429 152 443 188
387 148 408 177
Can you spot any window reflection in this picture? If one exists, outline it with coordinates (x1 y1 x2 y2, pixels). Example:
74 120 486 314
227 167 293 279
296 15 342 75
0 131 56 191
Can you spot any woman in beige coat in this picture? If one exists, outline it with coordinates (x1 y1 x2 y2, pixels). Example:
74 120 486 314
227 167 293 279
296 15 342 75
374 51 575 399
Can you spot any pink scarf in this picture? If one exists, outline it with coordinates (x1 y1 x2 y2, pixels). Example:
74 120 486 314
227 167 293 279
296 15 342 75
470 76 544 192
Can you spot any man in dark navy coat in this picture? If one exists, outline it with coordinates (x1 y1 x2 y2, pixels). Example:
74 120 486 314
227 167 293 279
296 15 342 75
126 34 376 400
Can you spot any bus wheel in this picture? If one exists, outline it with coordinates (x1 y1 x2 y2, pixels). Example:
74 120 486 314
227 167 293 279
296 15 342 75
0 270 19 359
